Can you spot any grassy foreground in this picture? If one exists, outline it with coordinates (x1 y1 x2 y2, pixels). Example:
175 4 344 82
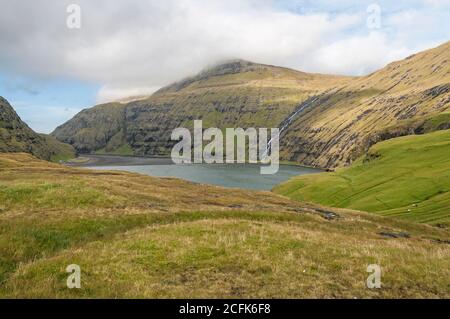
0 153 449 298
275 130 450 225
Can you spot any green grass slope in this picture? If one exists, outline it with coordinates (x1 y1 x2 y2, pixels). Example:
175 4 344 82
275 129 450 225
0 153 448 298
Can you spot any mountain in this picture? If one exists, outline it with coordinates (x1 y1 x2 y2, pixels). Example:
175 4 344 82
279 41 450 168
52 43 450 167
275 129 450 225
51 60 350 155
0 97 75 161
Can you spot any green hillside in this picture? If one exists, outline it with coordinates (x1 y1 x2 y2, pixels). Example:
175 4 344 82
275 129 450 225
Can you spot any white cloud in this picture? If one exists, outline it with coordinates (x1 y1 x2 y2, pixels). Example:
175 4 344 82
423 0 450 6
307 32 414 75
96 85 160 103
0 0 448 102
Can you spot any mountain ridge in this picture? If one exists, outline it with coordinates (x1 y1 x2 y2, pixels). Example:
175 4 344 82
52 41 450 167
0 97 76 161
52 60 350 156
279 40 450 167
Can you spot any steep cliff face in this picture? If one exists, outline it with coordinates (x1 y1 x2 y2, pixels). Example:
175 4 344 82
0 97 76 161
52 60 350 155
279 41 450 168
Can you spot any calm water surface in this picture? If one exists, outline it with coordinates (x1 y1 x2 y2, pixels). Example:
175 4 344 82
78 155 321 190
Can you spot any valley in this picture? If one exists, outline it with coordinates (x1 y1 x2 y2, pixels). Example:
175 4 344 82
51 42 450 169
51 60 351 156
0 41 449 299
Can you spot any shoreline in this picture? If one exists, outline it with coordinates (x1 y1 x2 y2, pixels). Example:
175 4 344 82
66 154 324 171
65 154 174 167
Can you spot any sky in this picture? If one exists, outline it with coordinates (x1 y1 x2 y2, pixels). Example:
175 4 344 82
0 0 449 133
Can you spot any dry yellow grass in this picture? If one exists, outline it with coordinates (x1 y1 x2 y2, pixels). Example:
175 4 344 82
0 153 449 298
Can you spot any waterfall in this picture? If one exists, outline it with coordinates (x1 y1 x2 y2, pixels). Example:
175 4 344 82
262 95 321 159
